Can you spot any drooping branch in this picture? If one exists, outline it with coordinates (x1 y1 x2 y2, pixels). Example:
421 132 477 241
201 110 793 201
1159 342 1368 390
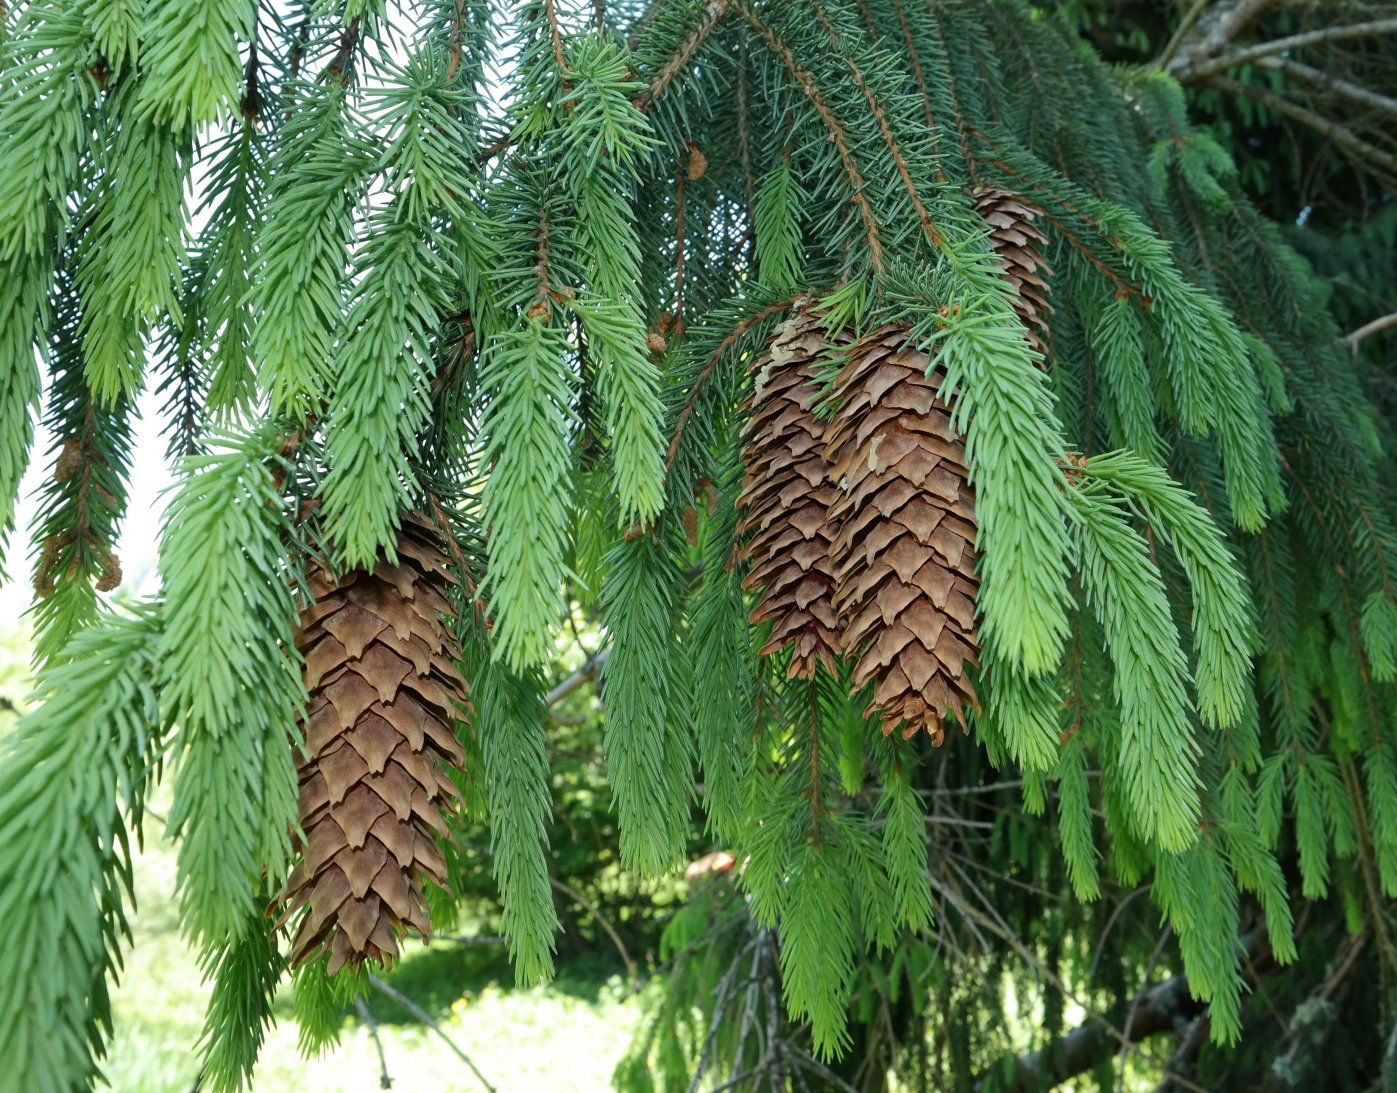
732 1 886 269
634 0 730 114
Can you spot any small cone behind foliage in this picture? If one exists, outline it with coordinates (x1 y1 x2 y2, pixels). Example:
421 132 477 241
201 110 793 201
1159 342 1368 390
276 513 468 973
736 303 851 678
825 326 981 743
972 186 1054 361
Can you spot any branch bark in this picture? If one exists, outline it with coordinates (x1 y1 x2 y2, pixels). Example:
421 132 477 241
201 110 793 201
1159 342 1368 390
1160 0 1279 74
1252 56 1397 118
1347 312 1397 352
545 649 609 707
1172 17 1397 83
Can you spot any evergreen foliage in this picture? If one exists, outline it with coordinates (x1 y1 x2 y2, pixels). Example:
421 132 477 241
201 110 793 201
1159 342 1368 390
0 0 1394 1090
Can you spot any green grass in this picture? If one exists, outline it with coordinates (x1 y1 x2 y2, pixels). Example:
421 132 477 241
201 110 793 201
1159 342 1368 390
103 810 648 1093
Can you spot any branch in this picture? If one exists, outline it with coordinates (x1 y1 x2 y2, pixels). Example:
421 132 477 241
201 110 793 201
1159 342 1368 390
545 649 609 707
547 873 640 990
1161 0 1279 72
1173 18 1397 82
1253 55 1397 118
1347 311 1397 352
1204 74 1397 177
732 0 885 270
355 996 393 1090
367 974 497 1093
1155 0 1212 71
976 929 1269 1093
634 0 729 114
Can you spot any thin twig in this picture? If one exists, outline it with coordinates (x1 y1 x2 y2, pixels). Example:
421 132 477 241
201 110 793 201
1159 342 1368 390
1154 0 1211 70
367 975 497 1093
1117 926 1173 1093
355 996 393 1090
548 874 640 989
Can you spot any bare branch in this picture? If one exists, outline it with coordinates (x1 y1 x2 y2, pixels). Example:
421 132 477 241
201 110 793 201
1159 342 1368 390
545 649 609 707
1253 55 1397 117
1162 0 1279 72
1174 17 1397 82
976 929 1270 1093
547 873 640 990
1155 0 1215 70
1204 74 1397 177
1347 312 1397 352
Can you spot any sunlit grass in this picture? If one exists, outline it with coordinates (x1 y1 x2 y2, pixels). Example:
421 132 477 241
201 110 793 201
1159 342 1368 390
104 815 647 1092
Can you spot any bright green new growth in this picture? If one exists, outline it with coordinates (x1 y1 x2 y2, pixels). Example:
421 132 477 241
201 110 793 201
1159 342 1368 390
159 428 304 945
0 0 1394 1089
0 608 163 1093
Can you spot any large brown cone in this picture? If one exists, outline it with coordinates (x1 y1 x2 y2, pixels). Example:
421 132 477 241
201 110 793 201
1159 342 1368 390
736 303 852 678
275 512 468 974
825 326 981 743
972 186 1054 361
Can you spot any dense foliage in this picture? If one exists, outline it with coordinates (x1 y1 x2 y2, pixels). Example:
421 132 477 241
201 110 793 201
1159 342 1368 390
0 1 1394 1091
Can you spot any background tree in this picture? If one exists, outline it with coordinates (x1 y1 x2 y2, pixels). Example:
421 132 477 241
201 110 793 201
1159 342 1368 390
0 2 1394 1092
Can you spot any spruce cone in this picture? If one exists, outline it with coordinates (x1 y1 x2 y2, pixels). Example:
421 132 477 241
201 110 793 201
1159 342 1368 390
276 513 468 973
972 186 1054 361
825 326 980 742
736 304 852 678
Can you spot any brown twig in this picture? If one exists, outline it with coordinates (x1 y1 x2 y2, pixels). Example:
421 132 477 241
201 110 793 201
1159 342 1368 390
733 1 884 270
663 295 800 474
547 874 640 990
635 0 730 114
806 0 943 247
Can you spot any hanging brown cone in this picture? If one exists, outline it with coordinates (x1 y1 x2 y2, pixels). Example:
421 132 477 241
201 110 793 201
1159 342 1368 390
971 186 1054 362
825 325 981 743
736 302 853 679
274 512 469 974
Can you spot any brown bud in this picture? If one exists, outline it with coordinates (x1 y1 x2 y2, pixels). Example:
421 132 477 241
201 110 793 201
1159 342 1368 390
54 438 83 484
686 143 708 181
